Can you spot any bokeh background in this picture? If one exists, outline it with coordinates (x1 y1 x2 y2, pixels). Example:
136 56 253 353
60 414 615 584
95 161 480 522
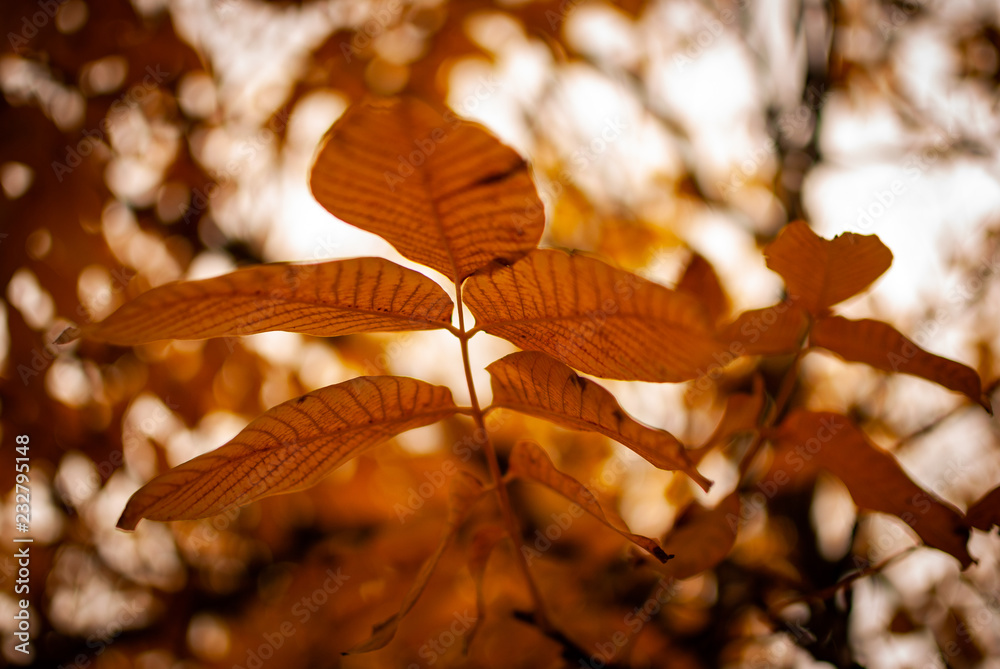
2 0 1000 667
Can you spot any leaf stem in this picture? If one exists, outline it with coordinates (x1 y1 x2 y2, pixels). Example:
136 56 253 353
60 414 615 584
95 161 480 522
453 281 551 631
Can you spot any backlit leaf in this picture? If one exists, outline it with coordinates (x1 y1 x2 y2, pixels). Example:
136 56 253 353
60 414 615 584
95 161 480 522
60 257 454 345
348 471 485 653
508 441 671 562
117 376 459 530
721 302 810 356
768 411 973 568
488 352 711 490
310 96 544 283
465 249 725 382
810 315 991 412
658 493 741 579
764 221 893 315
677 252 730 326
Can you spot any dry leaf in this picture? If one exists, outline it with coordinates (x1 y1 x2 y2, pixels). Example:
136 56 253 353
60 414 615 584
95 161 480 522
769 411 973 568
348 471 485 653
658 493 741 580
310 96 544 282
487 351 711 490
60 257 454 345
811 315 991 412
676 252 730 326
721 302 810 356
764 221 893 315
118 376 458 530
508 441 671 561
465 249 724 383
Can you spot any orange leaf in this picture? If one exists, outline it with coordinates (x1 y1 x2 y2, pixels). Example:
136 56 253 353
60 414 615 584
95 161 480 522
769 411 973 568
764 221 893 315
508 441 671 562
967 486 1000 531
487 351 711 490
117 376 458 530
658 493 741 580
811 315 991 412
59 258 454 345
676 252 730 326
721 302 810 356
310 97 544 283
465 249 725 383
349 471 485 653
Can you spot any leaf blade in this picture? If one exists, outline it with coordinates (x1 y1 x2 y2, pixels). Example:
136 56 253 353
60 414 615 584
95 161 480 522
117 376 458 530
769 411 973 568
465 249 725 382
68 257 454 345
487 351 711 490
659 493 741 580
310 96 544 282
764 221 893 315
508 441 671 562
810 315 990 411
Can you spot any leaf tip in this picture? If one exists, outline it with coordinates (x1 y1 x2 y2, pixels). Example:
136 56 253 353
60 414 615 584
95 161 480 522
116 511 139 532
652 547 673 563
979 393 993 415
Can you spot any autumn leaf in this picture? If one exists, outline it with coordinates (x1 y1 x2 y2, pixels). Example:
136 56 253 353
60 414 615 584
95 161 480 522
310 96 544 283
721 302 811 356
764 221 893 315
465 249 725 383
487 351 711 490
676 252 730 326
810 315 991 412
348 471 485 653
658 493 741 580
967 486 1000 531
58 257 454 345
768 411 973 568
117 376 459 530
507 441 671 562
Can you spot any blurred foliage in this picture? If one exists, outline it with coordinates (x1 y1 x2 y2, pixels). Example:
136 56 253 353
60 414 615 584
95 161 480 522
2 0 1000 667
